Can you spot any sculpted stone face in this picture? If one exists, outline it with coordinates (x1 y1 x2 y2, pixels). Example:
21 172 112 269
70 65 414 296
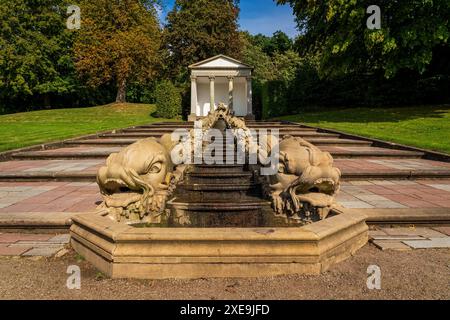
268 136 341 222
96 137 174 222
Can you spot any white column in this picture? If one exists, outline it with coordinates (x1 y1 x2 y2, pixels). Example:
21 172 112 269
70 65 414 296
190 76 197 116
209 76 215 112
246 76 253 116
228 76 234 111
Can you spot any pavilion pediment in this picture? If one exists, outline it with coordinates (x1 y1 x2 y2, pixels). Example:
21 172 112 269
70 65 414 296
189 55 253 70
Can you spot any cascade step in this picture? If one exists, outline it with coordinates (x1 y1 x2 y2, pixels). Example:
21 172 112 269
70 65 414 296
99 132 340 139
64 137 373 148
12 145 424 160
320 147 425 159
187 171 253 184
176 183 262 201
304 138 373 147
192 164 245 173
123 128 191 133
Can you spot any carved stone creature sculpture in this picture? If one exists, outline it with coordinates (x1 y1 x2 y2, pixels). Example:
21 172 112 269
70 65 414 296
96 135 179 222
267 135 341 223
175 103 256 162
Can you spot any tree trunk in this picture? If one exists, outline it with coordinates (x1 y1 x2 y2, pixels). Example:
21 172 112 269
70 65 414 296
115 78 127 103
43 93 51 109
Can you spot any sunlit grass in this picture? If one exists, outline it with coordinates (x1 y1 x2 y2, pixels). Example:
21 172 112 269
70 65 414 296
278 105 450 154
0 103 177 152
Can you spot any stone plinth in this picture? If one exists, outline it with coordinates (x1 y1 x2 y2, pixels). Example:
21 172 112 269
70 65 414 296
70 210 368 279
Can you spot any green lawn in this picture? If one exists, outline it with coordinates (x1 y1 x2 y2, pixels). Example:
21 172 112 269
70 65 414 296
278 105 450 154
0 103 175 152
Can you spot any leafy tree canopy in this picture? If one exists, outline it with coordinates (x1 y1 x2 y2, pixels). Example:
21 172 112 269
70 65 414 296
74 0 162 103
278 0 450 78
0 0 76 106
251 31 293 56
163 0 241 82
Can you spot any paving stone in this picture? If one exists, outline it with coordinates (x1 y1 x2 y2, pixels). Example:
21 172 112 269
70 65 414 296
10 242 65 248
355 194 389 201
48 234 71 244
371 236 424 241
66 182 93 187
338 201 374 209
0 244 32 256
428 184 450 192
0 233 53 244
54 248 69 258
22 246 63 257
372 240 412 251
369 180 397 186
402 237 450 249
349 181 373 186
368 200 407 209
368 230 388 237
381 227 447 238
432 227 450 236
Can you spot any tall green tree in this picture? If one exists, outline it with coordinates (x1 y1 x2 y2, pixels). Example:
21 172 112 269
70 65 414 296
0 0 76 110
74 0 161 103
163 0 242 82
279 0 450 78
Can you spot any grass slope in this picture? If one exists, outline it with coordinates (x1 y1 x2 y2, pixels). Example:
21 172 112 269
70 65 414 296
0 103 175 152
278 105 450 154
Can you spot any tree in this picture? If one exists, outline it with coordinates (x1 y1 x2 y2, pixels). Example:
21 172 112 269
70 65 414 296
154 80 182 118
74 0 161 103
241 32 302 118
241 32 275 82
247 31 293 57
163 0 242 82
278 0 450 78
0 0 76 110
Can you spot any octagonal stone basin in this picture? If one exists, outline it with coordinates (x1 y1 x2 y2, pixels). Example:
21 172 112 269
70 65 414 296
70 210 368 279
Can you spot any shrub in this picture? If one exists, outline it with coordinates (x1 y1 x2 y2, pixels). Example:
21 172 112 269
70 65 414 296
154 80 182 119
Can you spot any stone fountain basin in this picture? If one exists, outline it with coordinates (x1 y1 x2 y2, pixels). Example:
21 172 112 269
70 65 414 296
70 210 368 279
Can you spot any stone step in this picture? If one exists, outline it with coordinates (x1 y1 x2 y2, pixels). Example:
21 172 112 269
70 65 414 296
192 164 245 173
176 183 262 201
4 166 450 182
124 127 318 133
169 199 269 211
123 128 192 133
65 137 373 148
12 150 112 160
99 132 340 139
348 208 450 225
12 145 424 160
187 171 253 184
142 122 193 126
0 172 95 182
305 138 373 147
320 147 425 159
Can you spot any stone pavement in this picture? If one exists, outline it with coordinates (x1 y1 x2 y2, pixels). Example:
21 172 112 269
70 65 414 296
337 180 450 209
0 120 449 229
0 232 70 257
369 226 450 250
0 182 99 212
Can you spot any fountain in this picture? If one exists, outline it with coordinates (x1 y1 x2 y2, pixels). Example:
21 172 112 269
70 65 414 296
70 104 368 279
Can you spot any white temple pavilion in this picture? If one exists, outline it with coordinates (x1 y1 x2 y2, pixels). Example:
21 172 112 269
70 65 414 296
188 55 254 120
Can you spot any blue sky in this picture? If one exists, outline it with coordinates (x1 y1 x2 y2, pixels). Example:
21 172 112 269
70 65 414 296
160 0 298 38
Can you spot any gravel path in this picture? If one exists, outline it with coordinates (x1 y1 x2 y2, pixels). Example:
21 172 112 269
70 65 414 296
0 244 448 300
